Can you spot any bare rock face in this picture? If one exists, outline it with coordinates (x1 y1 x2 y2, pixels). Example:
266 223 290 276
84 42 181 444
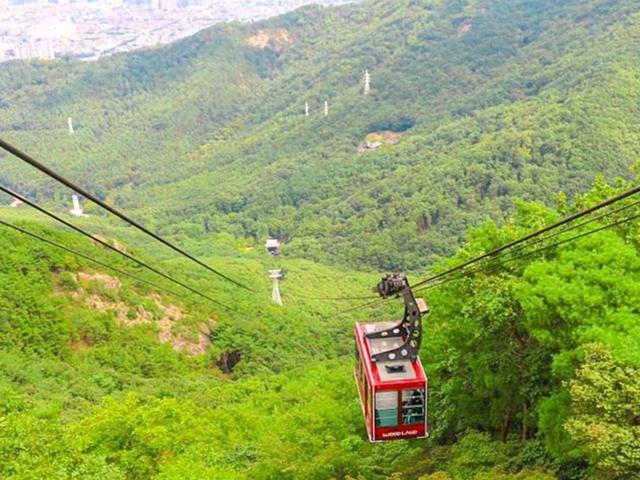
77 272 122 290
89 235 128 254
247 28 292 52
112 239 128 254
357 130 403 152
216 350 242 374
457 21 473 36
63 271 217 356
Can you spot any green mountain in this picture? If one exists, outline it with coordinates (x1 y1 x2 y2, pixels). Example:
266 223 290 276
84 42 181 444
1 0 639 270
1 0 640 479
2 183 640 479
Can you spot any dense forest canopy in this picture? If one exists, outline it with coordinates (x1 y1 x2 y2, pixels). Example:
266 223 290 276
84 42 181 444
0 0 639 479
1 0 639 270
2 181 640 479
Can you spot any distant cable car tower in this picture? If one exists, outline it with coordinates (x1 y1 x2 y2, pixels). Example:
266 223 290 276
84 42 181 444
363 70 371 95
69 194 83 217
269 269 284 306
305 102 310 117
68 117 74 134
324 100 329 116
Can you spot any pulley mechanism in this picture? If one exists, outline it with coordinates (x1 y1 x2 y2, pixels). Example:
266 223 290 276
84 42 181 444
365 274 429 362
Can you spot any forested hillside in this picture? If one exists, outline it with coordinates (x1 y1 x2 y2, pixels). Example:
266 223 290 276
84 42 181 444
1 0 639 270
1 181 639 479
1 0 640 479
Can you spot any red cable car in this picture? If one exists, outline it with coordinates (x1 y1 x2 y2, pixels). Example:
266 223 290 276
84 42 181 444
354 274 429 442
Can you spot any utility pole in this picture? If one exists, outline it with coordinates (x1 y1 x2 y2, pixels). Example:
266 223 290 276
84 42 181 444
68 116 74 134
305 101 309 117
324 100 329 116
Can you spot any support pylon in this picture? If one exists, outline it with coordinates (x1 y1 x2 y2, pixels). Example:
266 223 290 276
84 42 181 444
269 269 284 306
363 70 371 95
70 194 83 217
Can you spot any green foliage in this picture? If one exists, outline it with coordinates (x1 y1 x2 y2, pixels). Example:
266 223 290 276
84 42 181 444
421 182 640 478
1 181 639 480
2 0 639 270
565 345 640 479
0 0 639 478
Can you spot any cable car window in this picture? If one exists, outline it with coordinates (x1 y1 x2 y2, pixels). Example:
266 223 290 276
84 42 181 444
385 364 406 374
375 391 398 427
402 389 425 425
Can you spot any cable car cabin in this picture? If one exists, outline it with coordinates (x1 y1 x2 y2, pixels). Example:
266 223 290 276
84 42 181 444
355 322 428 441
354 274 429 442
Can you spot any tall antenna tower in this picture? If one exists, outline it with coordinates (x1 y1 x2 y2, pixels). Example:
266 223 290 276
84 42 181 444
269 269 284 306
67 117 74 134
305 102 309 117
363 70 371 95
324 101 329 116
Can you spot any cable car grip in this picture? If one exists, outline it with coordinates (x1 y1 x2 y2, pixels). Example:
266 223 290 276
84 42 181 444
365 274 429 363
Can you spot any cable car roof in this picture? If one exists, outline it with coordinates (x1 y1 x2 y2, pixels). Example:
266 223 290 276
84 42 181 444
355 322 426 386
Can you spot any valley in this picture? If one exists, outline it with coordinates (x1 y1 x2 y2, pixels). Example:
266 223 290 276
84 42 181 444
0 0 639 478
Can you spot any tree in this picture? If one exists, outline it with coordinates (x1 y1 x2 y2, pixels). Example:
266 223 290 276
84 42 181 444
565 345 640 480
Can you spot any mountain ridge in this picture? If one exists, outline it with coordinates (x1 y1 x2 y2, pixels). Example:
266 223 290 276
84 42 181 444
2 2 640 477
1 0 639 272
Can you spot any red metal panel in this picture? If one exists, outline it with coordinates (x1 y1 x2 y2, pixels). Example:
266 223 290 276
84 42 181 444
374 423 427 441
354 325 375 442
355 323 427 387
355 322 429 443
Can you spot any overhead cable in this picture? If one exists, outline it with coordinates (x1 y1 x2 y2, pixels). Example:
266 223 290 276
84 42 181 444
0 219 185 299
0 137 252 291
412 208 640 296
410 184 640 290
0 185 231 310
344 188 640 314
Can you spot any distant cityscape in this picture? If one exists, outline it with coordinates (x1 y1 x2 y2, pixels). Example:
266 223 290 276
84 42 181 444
0 0 355 63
